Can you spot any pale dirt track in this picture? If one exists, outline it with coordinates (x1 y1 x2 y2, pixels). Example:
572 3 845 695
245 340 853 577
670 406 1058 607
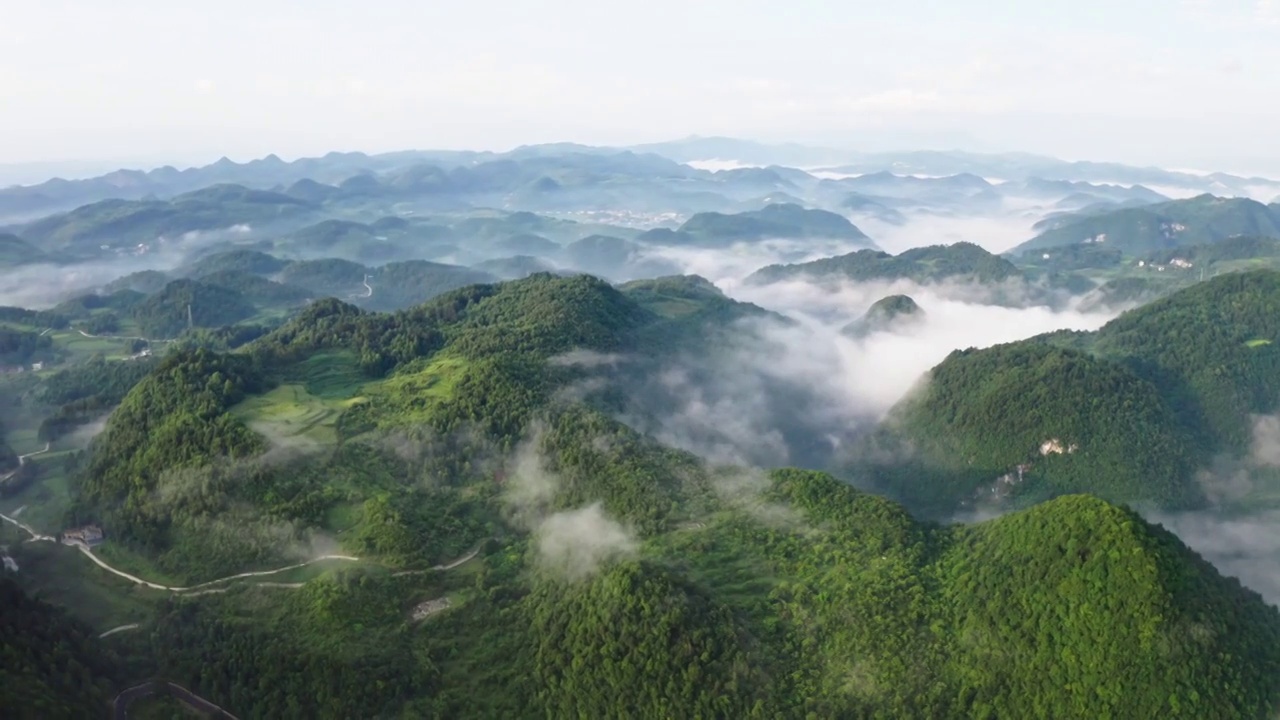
0 442 50 482
0 508 358 592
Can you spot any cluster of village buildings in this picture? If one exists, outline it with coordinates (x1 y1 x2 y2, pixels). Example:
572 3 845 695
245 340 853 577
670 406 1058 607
62 524 105 547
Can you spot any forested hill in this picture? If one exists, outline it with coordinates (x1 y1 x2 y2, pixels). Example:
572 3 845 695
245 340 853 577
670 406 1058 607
41 472 1280 718
0 578 124 717
1013 194 1280 255
674 203 873 245
863 269 1280 515
747 241 1022 285
24 270 1280 718
842 293 924 338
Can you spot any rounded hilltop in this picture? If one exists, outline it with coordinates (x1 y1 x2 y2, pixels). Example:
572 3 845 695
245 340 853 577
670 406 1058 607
841 294 924 338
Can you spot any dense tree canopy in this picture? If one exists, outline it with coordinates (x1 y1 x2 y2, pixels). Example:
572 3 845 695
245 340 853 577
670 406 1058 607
20 270 1280 720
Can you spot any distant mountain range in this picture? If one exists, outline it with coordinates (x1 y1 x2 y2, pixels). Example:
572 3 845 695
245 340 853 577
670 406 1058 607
630 136 1280 195
4 137 1277 228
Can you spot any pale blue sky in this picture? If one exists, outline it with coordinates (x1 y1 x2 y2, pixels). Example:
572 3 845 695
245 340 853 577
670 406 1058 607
2 0 1278 172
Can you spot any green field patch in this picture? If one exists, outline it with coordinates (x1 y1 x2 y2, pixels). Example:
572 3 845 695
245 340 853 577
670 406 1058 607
1245 338 1273 348
362 355 469 426
282 349 368 399
95 542 191 588
47 330 138 363
324 502 362 535
230 383 349 446
0 320 40 333
1 453 77 535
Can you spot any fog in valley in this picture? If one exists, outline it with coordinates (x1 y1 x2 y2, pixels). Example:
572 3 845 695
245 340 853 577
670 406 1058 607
6 139 1280 629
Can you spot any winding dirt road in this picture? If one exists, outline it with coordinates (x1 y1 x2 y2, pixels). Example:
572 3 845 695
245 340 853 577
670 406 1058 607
99 623 140 639
67 543 359 592
0 509 56 542
75 329 171 343
348 274 374 300
0 443 50 482
0 509 358 592
392 543 485 577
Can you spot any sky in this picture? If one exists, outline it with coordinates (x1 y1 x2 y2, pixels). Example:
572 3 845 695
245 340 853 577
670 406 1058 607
2 0 1279 174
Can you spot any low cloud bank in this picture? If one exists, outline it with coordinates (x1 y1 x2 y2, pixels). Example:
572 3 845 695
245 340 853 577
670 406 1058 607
598 274 1115 470
502 428 638 581
535 503 637 581
1142 414 1280 605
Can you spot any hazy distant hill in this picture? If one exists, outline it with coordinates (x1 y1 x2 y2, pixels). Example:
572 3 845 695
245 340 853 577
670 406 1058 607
492 233 561 256
359 261 496 312
839 193 907 224
197 270 313 308
1000 177 1168 205
15 184 319 259
102 269 172 295
560 235 681 280
0 150 443 221
1012 194 1280 255
633 203 873 248
131 278 258 338
4 138 1279 228
841 294 924 338
470 255 563 279
842 171 994 196
0 232 46 265
275 258 369 298
180 248 290 278
749 241 1020 285
274 218 443 261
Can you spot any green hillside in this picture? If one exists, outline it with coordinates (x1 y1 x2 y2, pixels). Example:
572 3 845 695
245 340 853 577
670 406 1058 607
867 270 1280 514
0 326 57 367
182 248 289 278
1014 195 1280 255
102 269 171 295
672 203 873 246
864 342 1200 514
276 258 368 297
0 579 123 717
18 184 317 257
198 269 313 308
271 218 457 262
130 279 258 338
1079 275 1192 311
749 241 1021 285
363 261 496 312
6 271 1280 718
1090 270 1280 452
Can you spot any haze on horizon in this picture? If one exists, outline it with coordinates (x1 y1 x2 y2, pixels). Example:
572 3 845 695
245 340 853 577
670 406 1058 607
2 0 1279 176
